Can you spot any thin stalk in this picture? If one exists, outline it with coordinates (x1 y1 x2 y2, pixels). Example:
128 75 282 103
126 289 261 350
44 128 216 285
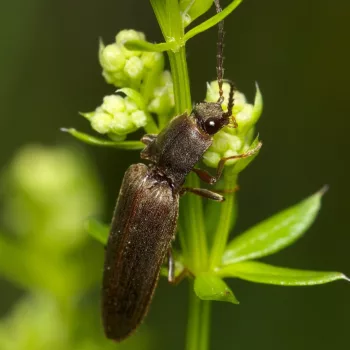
167 48 191 114
168 47 208 272
151 2 212 346
186 282 212 350
167 35 210 350
209 171 238 270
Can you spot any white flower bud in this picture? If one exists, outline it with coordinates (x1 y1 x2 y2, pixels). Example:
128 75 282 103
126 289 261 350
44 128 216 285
124 56 144 80
116 30 145 58
100 43 126 72
101 95 125 114
147 71 174 116
130 110 147 128
110 112 134 134
141 51 164 70
116 30 145 45
124 97 138 113
85 92 147 137
90 110 113 134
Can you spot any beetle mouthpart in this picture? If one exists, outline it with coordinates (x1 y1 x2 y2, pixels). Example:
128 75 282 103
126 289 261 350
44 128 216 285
231 115 238 128
226 115 238 129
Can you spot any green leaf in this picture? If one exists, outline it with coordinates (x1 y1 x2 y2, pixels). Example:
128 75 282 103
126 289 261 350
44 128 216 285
251 82 263 124
184 0 243 43
84 218 109 245
79 111 95 120
98 37 105 66
180 0 213 26
61 128 144 150
124 39 175 53
194 273 239 304
223 188 326 265
217 261 350 286
151 0 183 42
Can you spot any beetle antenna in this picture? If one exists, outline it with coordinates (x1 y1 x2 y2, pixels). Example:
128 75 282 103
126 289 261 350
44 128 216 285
214 0 237 127
223 79 237 127
214 0 225 104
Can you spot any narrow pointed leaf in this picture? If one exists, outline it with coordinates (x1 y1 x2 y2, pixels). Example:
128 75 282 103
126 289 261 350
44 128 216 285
218 261 350 286
180 0 213 26
61 128 144 150
251 82 263 123
124 39 174 53
184 0 243 42
223 188 326 265
84 218 109 245
194 273 239 304
150 0 168 38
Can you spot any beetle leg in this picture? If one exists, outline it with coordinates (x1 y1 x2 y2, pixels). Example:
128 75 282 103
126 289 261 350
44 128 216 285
167 248 175 283
180 187 225 202
169 269 191 285
193 142 262 185
141 134 157 145
167 249 193 285
210 185 239 194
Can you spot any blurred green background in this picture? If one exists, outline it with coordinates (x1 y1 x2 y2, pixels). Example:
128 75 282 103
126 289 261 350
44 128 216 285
0 0 349 349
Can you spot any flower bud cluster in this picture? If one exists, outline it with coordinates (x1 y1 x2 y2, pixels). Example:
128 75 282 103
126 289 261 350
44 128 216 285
83 94 147 139
84 30 175 138
203 81 263 168
99 30 164 90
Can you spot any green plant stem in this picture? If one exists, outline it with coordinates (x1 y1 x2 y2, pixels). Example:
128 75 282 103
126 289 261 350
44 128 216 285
167 49 191 114
209 172 238 270
167 34 210 350
186 281 212 350
168 47 208 272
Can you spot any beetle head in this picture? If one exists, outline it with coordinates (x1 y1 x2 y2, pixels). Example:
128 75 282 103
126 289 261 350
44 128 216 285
193 102 228 135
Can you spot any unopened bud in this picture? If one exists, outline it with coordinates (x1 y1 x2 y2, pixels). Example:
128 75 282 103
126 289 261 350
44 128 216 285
124 56 144 81
99 42 126 72
147 71 175 116
116 30 145 58
203 81 263 168
85 93 147 137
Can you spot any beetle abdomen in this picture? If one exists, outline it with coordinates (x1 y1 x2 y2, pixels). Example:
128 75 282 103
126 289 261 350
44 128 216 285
102 163 179 341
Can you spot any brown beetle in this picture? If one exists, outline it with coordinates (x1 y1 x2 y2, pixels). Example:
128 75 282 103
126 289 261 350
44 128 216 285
102 0 262 341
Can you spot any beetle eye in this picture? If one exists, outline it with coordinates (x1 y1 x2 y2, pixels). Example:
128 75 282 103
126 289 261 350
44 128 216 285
204 117 221 135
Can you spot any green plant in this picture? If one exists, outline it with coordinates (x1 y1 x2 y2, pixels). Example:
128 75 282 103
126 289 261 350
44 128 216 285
64 0 349 349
